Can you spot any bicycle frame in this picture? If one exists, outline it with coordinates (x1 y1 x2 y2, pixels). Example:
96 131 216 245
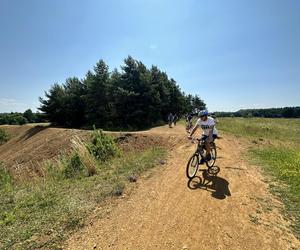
194 139 216 159
193 139 205 157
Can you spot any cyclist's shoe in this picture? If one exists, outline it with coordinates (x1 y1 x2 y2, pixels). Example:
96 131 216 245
205 154 212 161
199 158 205 164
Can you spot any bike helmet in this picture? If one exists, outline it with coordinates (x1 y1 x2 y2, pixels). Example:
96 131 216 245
198 110 209 117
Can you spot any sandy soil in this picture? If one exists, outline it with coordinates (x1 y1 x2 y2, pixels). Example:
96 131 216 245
64 125 300 250
0 125 167 180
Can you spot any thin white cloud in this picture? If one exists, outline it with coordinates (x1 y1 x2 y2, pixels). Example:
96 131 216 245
0 98 32 113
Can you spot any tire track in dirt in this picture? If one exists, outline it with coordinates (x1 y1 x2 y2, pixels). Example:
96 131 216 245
65 125 300 250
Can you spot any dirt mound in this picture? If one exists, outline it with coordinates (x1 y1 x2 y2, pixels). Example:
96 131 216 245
0 125 170 180
0 125 87 179
65 125 300 250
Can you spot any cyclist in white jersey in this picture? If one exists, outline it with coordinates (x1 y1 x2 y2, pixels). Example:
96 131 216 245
211 113 219 139
188 110 215 161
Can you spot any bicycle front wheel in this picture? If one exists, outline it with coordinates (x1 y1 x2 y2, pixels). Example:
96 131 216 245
206 146 217 168
186 154 199 179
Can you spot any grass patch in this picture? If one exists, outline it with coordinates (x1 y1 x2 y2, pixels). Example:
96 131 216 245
0 132 166 249
0 128 10 145
250 147 300 236
218 117 300 238
218 117 300 144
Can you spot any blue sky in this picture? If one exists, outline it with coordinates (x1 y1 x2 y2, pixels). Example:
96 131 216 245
0 0 299 112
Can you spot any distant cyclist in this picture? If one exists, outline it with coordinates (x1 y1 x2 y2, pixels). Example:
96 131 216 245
185 112 197 132
168 113 174 128
188 110 215 161
173 114 178 126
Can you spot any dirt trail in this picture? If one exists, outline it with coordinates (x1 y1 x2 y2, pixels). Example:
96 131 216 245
65 125 300 250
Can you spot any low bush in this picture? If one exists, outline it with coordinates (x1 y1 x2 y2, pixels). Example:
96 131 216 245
0 129 10 145
71 135 98 176
87 127 120 162
52 131 118 180
62 152 85 179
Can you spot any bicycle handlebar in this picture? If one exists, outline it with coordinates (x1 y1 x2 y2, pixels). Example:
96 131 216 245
189 137 203 143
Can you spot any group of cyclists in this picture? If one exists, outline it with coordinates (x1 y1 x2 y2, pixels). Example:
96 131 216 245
167 113 179 128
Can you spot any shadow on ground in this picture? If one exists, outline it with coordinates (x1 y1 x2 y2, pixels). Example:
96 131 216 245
18 126 48 141
187 169 231 200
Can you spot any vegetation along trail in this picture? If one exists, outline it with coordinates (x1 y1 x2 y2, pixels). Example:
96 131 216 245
66 124 300 250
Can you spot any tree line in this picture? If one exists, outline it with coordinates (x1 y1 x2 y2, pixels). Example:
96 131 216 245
39 56 206 129
0 110 45 125
215 107 300 118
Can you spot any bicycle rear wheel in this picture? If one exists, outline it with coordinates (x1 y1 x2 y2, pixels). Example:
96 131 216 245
206 146 217 168
186 154 199 179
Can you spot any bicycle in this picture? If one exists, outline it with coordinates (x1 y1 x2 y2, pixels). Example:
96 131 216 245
185 120 193 132
186 138 218 179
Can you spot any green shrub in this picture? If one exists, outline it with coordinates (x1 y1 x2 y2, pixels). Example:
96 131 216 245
0 129 9 145
62 152 85 179
87 128 119 162
17 116 28 125
70 135 98 176
111 182 125 196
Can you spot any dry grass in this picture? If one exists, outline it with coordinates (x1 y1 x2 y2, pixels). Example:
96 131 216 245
71 136 98 176
0 133 166 249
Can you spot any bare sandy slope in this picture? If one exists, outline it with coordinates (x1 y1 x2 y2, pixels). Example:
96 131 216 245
65 125 300 250
0 125 167 180
0 125 90 179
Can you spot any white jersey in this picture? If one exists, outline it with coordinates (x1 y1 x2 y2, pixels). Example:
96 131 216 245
212 117 218 136
213 127 218 136
196 116 215 136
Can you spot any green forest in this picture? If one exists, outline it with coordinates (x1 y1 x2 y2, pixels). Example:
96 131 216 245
39 56 206 129
3 56 299 129
0 110 45 125
215 107 300 118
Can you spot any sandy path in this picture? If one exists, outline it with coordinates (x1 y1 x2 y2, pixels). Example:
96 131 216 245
65 125 300 250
